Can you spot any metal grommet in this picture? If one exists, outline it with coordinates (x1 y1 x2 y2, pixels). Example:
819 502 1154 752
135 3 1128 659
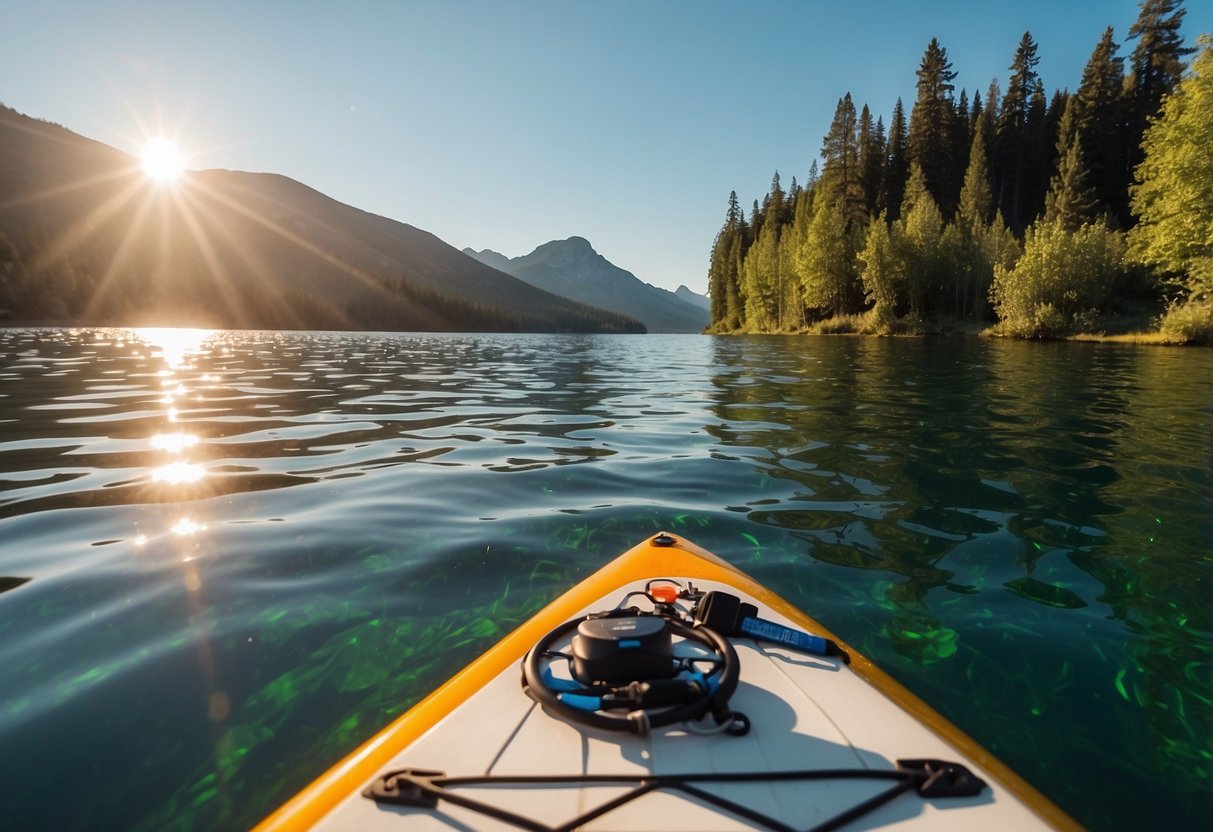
652 533 676 547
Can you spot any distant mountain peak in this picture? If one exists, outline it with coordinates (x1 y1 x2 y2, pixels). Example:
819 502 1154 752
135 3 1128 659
464 236 710 333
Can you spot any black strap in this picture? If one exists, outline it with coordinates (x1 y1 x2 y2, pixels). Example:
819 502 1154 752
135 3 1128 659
364 760 988 832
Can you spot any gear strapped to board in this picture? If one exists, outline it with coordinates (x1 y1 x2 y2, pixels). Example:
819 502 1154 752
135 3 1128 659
366 552 991 830
520 575 849 736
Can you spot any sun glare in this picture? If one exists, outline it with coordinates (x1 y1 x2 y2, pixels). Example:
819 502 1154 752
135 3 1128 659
141 138 185 183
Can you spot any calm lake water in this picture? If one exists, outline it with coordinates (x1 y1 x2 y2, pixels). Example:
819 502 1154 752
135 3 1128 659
0 328 1210 831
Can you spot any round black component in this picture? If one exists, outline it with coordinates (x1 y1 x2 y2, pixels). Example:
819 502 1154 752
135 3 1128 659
572 616 674 684
522 611 740 735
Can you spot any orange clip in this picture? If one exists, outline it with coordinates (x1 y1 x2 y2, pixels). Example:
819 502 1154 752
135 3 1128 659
649 584 679 604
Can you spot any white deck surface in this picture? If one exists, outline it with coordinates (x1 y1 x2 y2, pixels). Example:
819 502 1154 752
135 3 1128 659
312 578 1051 831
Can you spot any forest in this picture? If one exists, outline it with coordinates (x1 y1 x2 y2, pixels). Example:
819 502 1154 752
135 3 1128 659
706 0 1211 343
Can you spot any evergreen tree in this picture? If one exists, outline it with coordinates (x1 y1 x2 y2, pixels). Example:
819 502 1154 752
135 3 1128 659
727 231 746 329
741 220 782 330
952 89 973 195
996 32 1042 233
778 225 803 330
1075 27 1129 224
908 38 959 217
708 191 745 328
958 128 994 231
1126 0 1195 180
858 105 886 218
821 94 866 229
1043 99 1099 232
1025 80 1051 226
806 160 820 189
901 162 931 217
884 98 910 220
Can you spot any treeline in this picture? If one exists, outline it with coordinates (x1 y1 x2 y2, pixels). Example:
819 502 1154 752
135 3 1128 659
708 0 1211 342
0 227 645 333
346 274 645 334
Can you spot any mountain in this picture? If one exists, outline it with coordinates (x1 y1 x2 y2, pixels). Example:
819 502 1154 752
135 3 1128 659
463 237 709 334
0 105 643 333
674 285 710 311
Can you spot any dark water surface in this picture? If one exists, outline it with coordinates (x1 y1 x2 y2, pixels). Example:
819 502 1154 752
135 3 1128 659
0 328 1210 831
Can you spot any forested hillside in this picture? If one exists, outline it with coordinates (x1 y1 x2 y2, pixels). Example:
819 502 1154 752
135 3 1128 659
0 107 644 333
707 0 1211 343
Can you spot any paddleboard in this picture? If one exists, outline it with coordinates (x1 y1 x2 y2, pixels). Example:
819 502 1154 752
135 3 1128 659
255 532 1079 831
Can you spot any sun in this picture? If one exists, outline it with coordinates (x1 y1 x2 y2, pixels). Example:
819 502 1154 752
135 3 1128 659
141 138 185 183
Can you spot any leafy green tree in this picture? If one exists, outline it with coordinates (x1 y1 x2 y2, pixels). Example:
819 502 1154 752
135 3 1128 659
858 213 903 329
976 216 1022 319
991 221 1126 337
908 38 959 216
884 98 910 220
797 195 857 317
741 220 782 330
1129 36 1213 307
777 225 803 330
898 184 946 317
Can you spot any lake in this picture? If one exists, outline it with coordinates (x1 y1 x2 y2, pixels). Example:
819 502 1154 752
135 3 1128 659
0 328 1209 831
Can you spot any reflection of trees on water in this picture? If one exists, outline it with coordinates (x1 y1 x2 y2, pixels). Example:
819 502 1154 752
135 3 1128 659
704 335 1213 822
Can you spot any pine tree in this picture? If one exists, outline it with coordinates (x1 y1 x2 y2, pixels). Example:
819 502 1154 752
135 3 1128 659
708 191 745 328
741 220 782 330
1126 0 1195 210
821 94 866 230
996 32 1042 233
884 98 910 220
958 128 994 231
1075 27 1129 224
901 162 930 217
858 105 886 218
766 171 788 227
908 38 959 217
1043 99 1099 232
952 89 972 195
1025 81 1050 226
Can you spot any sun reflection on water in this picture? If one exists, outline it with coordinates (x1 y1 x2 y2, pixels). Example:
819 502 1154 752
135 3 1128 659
134 327 215 370
172 518 203 536
151 433 198 454
153 461 206 485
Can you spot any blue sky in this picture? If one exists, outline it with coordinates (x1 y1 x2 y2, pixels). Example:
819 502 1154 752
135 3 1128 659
2 1 1209 293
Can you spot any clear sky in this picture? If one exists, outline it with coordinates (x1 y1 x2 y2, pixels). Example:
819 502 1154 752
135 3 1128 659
2 1 1209 293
